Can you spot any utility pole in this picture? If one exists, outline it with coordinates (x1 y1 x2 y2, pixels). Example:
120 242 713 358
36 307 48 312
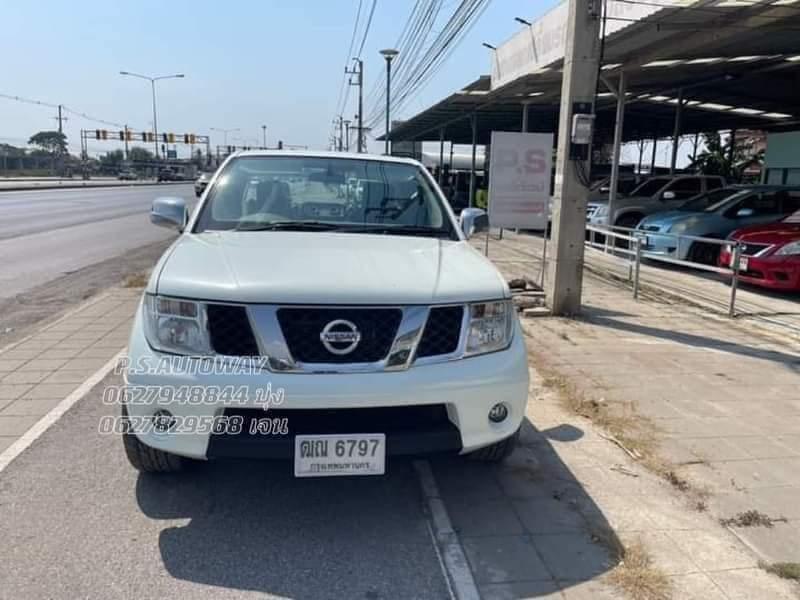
343 120 351 151
546 0 602 316
52 105 67 176
124 124 130 160
337 117 344 152
262 125 267 148
346 59 364 153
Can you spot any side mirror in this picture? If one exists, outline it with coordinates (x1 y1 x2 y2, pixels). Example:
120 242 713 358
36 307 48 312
151 196 188 231
459 207 489 239
736 207 754 218
662 191 676 201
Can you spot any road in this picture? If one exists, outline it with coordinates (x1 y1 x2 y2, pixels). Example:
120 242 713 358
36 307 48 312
0 372 451 599
0 185 193 300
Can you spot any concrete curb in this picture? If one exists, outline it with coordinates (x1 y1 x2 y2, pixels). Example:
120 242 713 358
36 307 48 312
0 181 190 193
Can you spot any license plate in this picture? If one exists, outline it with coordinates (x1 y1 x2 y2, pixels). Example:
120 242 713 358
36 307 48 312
738 257 749 272
294 434 386 477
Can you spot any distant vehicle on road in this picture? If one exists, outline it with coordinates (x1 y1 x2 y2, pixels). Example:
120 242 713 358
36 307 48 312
157 167 178 182
123 151 528 474
194 171 213 197
720 210 800 291
118 169 138 181
588 174 726 228
636 185 800 264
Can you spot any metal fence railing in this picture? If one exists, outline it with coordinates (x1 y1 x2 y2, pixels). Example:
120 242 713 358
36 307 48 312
585 224 744 317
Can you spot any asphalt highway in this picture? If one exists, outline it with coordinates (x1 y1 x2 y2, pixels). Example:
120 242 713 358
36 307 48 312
0 372 451 599
0 185 193 299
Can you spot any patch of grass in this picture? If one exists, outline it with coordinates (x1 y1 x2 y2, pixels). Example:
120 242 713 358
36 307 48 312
607 538 671 600
533 350 712 509
721 510 787 529
760 561 800 582
123 272 148 288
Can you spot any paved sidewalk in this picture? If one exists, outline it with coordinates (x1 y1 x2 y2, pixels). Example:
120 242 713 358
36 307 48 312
476 233 800 598
0 289 140 453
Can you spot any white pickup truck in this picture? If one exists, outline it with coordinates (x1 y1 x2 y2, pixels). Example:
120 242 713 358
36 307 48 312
123 151 529 476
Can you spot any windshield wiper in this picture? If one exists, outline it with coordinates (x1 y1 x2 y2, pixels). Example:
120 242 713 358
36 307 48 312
234 221 345 232
345 224 453 238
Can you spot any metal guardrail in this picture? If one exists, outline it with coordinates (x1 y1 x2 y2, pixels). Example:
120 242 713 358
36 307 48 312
585 224 744 317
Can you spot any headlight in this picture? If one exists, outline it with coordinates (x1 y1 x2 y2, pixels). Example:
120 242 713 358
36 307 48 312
143 295 211 355
465 300 514 357
774 240 800 256
668 218 697 235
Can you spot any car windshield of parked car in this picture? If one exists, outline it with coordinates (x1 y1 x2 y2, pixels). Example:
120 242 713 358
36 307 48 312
679 188 743 212
194 156 456 239
629 177 670 197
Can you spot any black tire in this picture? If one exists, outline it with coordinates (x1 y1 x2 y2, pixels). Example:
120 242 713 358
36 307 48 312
468 428 520 462
121 405 183 473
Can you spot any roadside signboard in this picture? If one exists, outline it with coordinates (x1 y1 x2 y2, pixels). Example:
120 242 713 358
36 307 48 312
488 131 553 230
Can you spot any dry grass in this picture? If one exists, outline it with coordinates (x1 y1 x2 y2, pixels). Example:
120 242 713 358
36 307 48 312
721 510 787 529
607 538 672 600
534 351 710 509
123 272 148 288
760 561 800 582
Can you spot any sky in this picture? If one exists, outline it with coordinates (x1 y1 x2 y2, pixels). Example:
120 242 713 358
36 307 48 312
0 1 560 158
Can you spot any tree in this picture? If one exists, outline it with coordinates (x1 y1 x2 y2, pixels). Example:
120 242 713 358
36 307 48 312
128 146 155 162
100 149 125 166
28 130 67 154
687 131 763 183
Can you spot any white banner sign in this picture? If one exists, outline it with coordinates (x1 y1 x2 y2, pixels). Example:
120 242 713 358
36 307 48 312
488 131 553 230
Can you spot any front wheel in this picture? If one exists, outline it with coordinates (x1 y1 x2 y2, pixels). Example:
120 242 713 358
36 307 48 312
121 405 183 473
468 428 520 462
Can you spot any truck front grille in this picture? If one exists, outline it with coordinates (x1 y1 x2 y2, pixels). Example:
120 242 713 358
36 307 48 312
206 304 260 356
740 242 770 256
417 306 464 357
277 307 402 364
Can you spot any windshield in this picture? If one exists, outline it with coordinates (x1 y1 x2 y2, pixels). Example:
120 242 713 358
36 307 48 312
679 188 742 212
702 189 751 213
629 177 670 197
194 155 456 239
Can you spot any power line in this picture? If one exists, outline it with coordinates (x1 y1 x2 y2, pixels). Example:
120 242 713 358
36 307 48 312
356 0 379 57
0 92 129 128
334 0 364 119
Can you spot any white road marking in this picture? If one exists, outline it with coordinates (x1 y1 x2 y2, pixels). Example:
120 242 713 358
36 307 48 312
414 459 480 600
0 349 125 474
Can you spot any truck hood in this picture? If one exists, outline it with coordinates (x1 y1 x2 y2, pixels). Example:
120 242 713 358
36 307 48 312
153 231 509 304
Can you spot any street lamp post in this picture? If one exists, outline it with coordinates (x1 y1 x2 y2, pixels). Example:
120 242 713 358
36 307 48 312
119 71 184 160
379 49 399 155
261 125 267 148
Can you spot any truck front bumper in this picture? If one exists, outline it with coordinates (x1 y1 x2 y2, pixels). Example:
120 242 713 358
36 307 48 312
123 311 530 461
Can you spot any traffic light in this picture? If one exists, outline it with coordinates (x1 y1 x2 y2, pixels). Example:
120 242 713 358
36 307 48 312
227 145 234 153
162 133 168 143
161 144 166 155
141 132 147 142
147 132 154 142
189 134 196 145
125 130 132 142
278 140 283 150
118 131 124 141
95 130 101 140
101 130 108 140
183 134 190 144
168 133 175 144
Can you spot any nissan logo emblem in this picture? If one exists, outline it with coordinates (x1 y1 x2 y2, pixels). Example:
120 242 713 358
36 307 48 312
319 319 361 355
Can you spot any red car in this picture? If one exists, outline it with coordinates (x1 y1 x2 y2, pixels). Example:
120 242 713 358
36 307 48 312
719 211 800 291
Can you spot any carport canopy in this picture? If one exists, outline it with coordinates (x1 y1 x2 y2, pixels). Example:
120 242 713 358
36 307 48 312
384 0 800 146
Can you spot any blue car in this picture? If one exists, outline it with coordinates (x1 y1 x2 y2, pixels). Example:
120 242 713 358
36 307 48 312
635 185 800 264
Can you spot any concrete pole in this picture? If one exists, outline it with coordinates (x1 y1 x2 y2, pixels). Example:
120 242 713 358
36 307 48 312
670 88 684 174
438 128 445 185
469 113 477 209
607 69 627 227
727 129 737 177
650 136 658 173
546 0 602 316
521 102 529 133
